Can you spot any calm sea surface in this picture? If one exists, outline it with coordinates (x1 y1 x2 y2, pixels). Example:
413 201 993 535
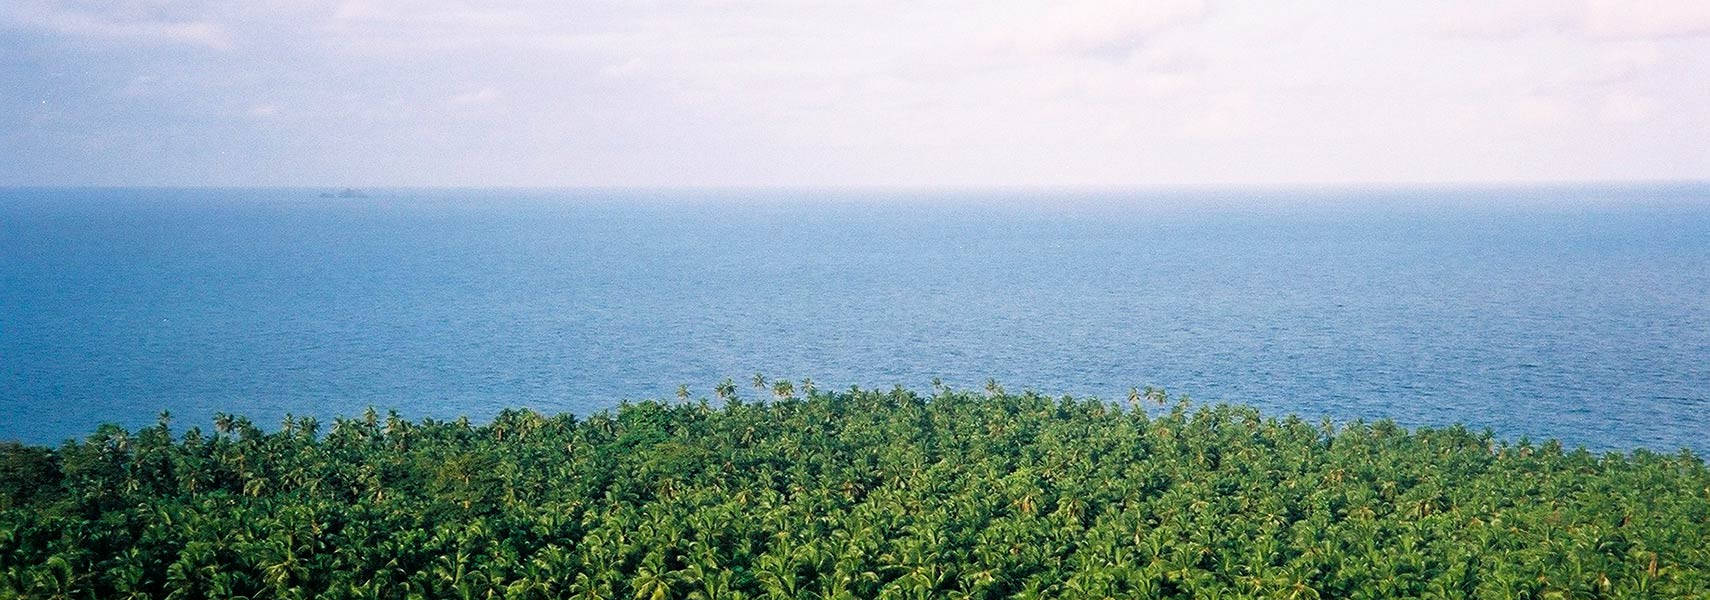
2 186 1707 452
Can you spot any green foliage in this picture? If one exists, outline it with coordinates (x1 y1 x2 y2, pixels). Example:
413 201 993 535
2 385 1707 599
0 443 61 510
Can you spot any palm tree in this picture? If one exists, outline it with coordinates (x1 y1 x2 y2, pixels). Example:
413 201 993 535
676 385 691 402
12 383 1710 600
751 372 768 391
1144 386 1167 406
213 412 235 436
299 417 319 438
714 379 736 402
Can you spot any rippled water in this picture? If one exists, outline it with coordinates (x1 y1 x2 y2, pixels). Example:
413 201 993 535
2 186 1707 452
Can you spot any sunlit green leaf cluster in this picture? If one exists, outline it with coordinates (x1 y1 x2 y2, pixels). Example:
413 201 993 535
3 384 1708 599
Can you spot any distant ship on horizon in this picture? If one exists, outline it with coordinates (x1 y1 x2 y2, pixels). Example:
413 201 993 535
319 188 369 199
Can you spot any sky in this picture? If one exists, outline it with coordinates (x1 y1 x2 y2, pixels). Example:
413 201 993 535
1 0 1707 187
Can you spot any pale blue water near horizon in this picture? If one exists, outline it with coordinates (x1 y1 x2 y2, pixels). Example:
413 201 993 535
3 185 1707 452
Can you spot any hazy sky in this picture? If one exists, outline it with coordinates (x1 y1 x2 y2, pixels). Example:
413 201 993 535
3 0 1707 186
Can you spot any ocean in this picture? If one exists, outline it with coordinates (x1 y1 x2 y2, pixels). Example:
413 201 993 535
2 185 1707 452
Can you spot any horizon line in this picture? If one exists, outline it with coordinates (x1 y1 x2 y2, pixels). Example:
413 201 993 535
4 178 1709 192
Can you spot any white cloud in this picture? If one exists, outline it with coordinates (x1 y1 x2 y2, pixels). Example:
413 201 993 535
449 88 502 106
1598 92 1657 123
986 0 1208 58
1432 2 1573 39
1434 0 1710 40
1584 0 1710 39
600 57 646 78
1181 93 1256 140
1507 94 1574 127
119 74 160 97
3 0 1708 185
1580 42 1663 83
2 2 232 48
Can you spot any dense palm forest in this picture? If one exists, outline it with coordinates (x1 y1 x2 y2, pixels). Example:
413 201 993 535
2 383 1708 599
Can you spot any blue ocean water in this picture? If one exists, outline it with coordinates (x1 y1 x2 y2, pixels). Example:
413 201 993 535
2 186 1707 452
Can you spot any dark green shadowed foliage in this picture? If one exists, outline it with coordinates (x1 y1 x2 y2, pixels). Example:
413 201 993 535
1 385 1707 599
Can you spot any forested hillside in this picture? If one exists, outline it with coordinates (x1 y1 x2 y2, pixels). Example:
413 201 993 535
3 384 1707 599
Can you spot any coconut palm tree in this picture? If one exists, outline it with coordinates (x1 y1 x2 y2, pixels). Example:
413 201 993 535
213 412 235 436
7 382 1710 599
